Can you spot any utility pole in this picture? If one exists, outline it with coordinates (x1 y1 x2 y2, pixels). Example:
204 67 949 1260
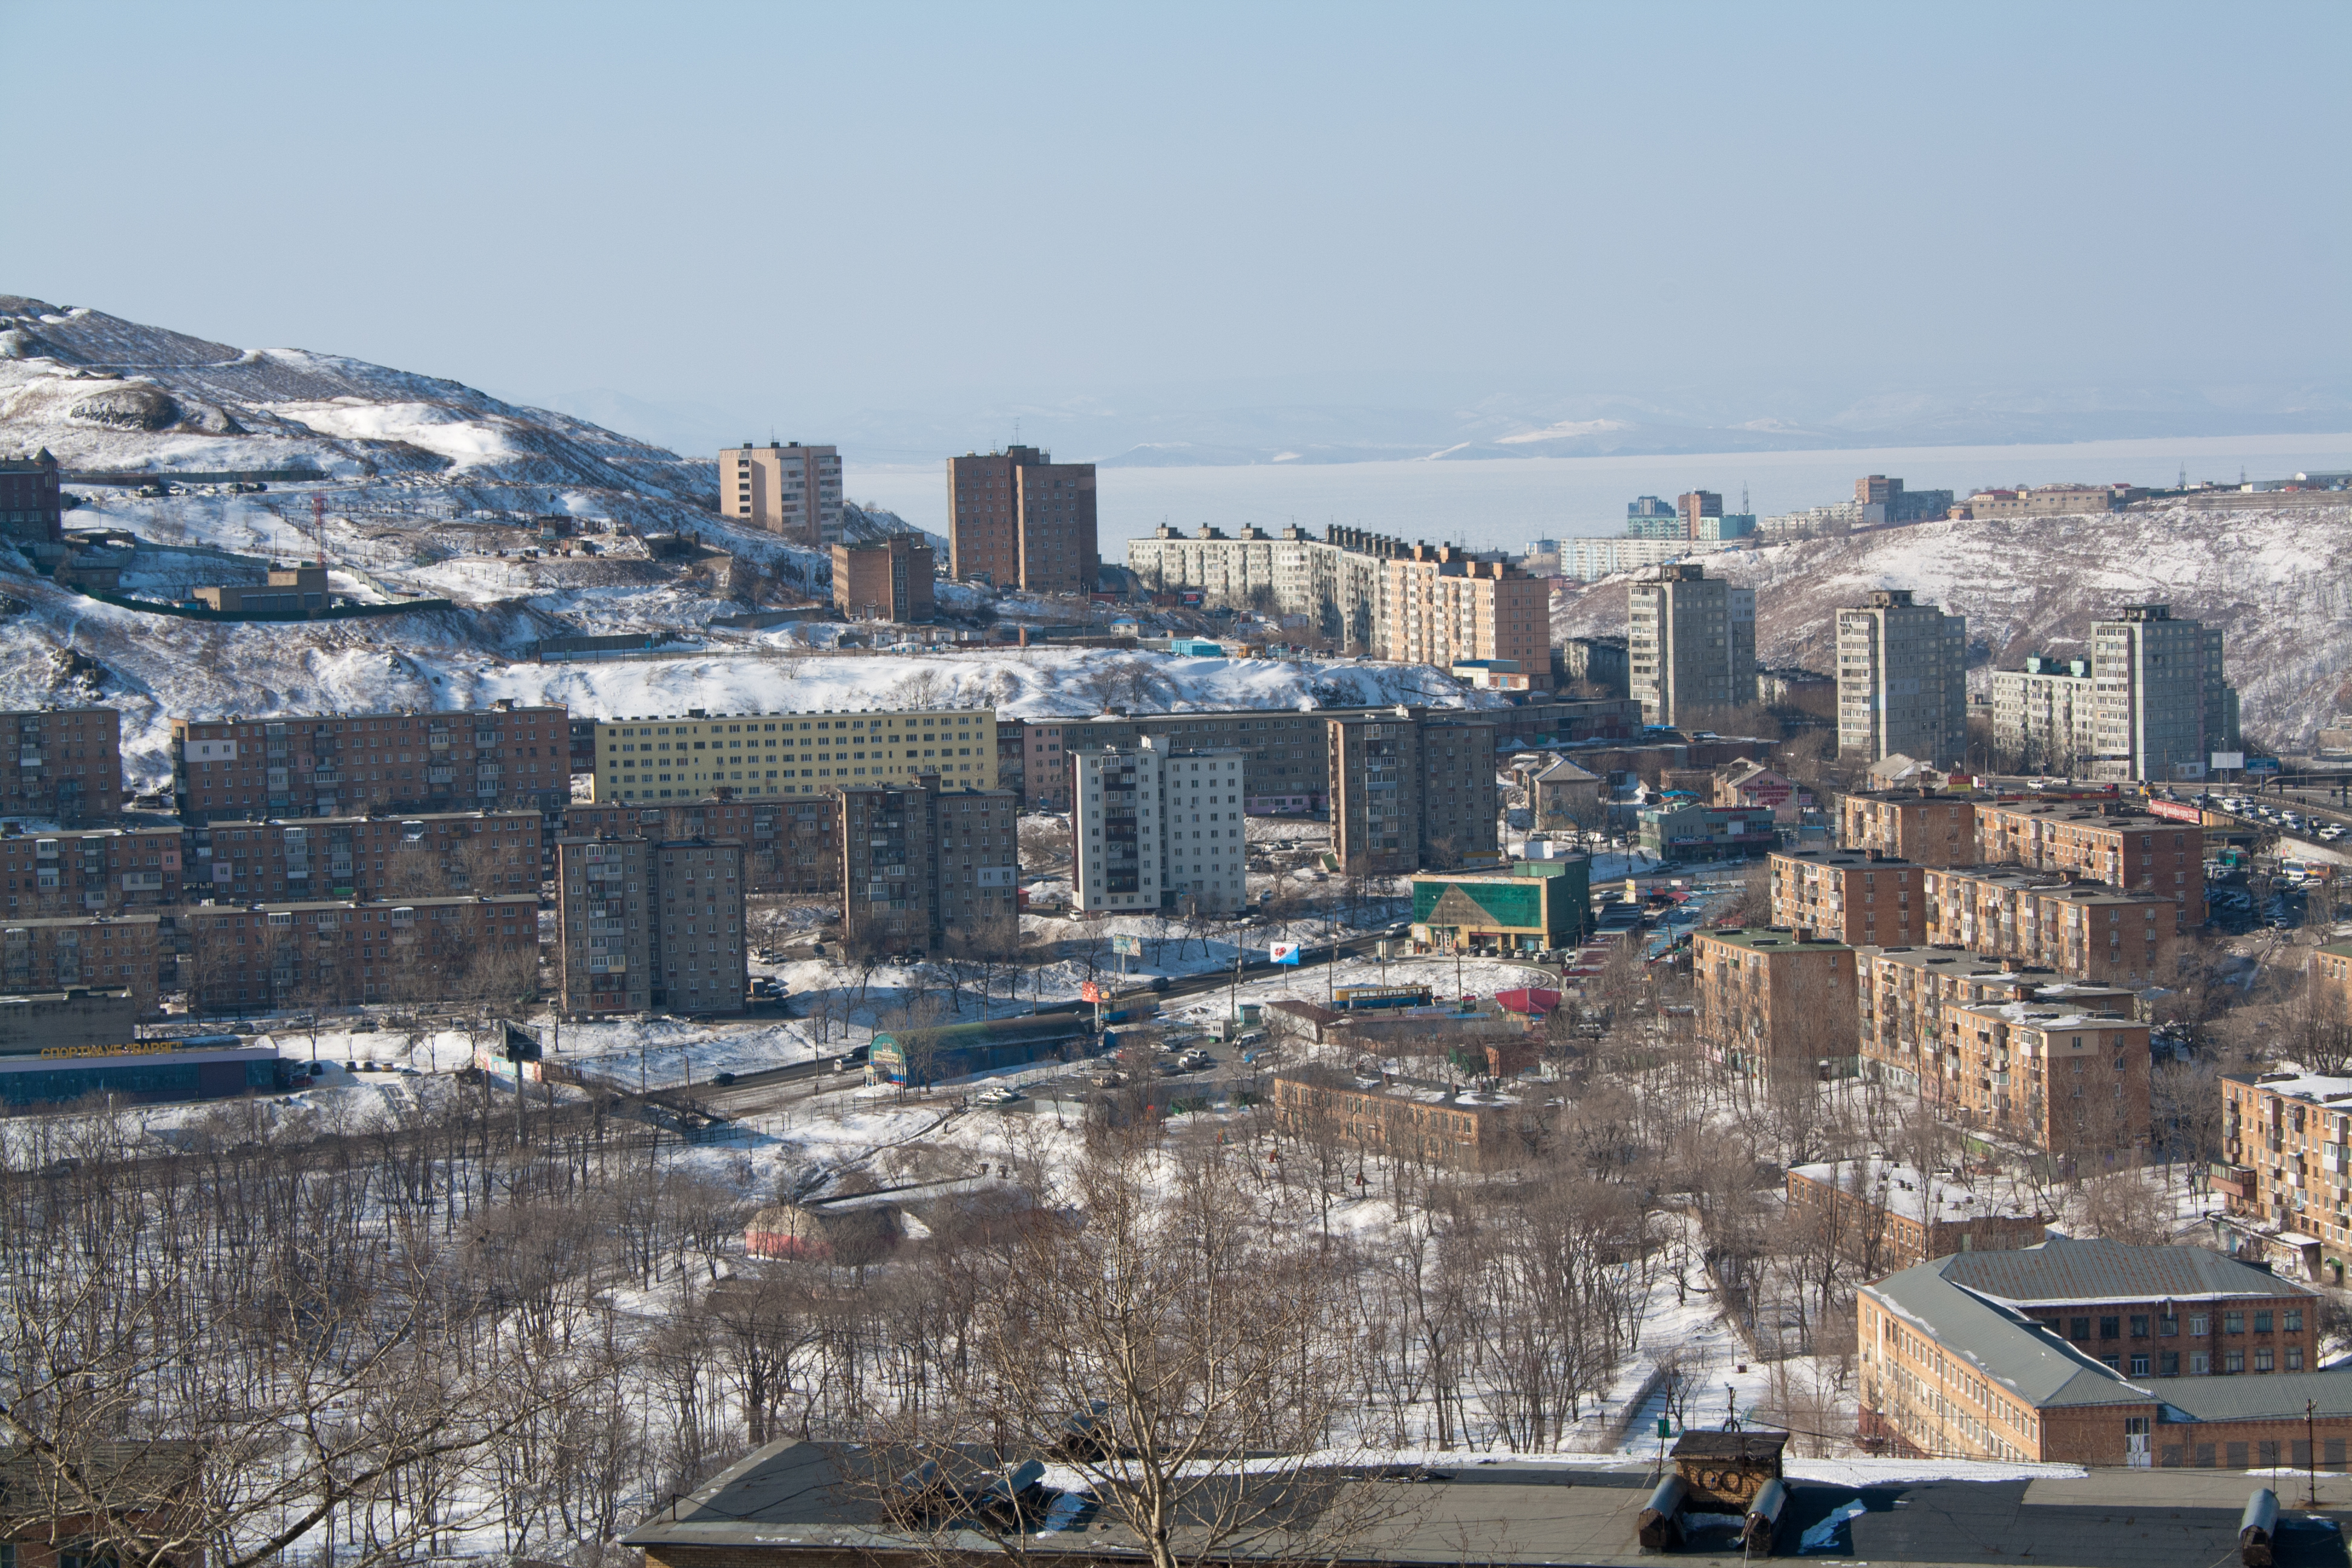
2310 1399 2320 1508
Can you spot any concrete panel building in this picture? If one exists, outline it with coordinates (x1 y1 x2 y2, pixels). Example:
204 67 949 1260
946 445 1096 593
832 534 934 623
0 707 122 824
1327 709 1498 875
588 707 996 802
653 838 746 1016
2090 604 2235 783
721 442 843 546
1837 589 1967 767
1990 655 2099 773
1384 547 1552 690
1125 523 1400 652
1071 739 1247 915
568 796 837 896
171 702 570 822
838 781 1018 953
556 836 651 1016
1627 564 1756 727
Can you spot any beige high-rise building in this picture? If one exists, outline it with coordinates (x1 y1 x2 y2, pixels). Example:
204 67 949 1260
2090 604 2233 783
946 445 1097 592
720 442 843 546
1836 589 1967 766
1626 564 1756 727
1382 547 1552 690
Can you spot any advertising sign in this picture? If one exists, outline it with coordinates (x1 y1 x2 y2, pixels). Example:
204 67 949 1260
1269 942 1301 965
2211 752 2246 771
1111 935 1143 958
1080 981 1103 1003
2146 799 2204 825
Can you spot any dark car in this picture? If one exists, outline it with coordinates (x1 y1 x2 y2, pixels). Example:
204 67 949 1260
1149 976 1171 993
713 1071 739 1086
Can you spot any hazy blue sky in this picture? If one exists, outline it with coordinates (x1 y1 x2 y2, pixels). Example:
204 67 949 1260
8 1 2347 458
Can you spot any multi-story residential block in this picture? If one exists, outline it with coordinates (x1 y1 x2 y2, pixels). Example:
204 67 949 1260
1857 945 2137 1096
838 782 1019 953
180 895 538 1015
1 913 163 1013
1785 1159 2048 1271
1691 926 1860 1076
1409 860 1588 954
1627 563 1756 726
186 811 542 904
1327 709 1497 875
569 795 836 895
171 702 569 822
1555 635 1630 696
0 448 64 544
1676 489 1722 539
1938 995 2150 1158
652 838 746 1016
1837 589 1967 766
1973 798 2206 926
0 827 183 916
720 441 843 546
0 707 122 823
832 534 934 623
1840 789 1978 866
2090 604 2235 782
555 837 650 1016
993 720 1027 806
1563 534 1707 582
1071 739 1247 915
1769 848 1928 947
1853 474 1955 526
947 445 1096 593
1919 866 2180 987
587 707 996 802
2216 1070 2352 1281
1125 523 1400 651
2313 942 2352 1039
1990 655 2099 772
1858 1238 2328 1468
1383 547 1552 690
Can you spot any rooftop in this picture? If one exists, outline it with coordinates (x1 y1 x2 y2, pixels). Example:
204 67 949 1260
1696 925 1853 953
1938 1235 2312 1309
1787 1159 2049 1226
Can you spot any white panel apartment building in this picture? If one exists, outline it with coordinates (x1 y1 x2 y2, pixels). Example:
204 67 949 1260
1836 589 1968 766
1125 524 1401 652
1626 564 1757 727
1071 738 1247 916
1990 656 2099 773
2089 604 2235 782
719 442 844 546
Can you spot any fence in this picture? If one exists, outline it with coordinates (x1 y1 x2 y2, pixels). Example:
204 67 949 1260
67 587 452 623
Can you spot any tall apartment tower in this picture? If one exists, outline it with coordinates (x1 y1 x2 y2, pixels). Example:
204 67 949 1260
1326 709 1498 876
1677 489 1723 541
945 445 1097 593
1382 547 1552 688
1836 589 1967 766
556 834 744 1016
832 534 935 623
2091 604 2234 782
1626 564 1757 727
0 707 122 824
651 838 746 1016
720 442 844 546
837 780 1019 952
1071 739 1246 915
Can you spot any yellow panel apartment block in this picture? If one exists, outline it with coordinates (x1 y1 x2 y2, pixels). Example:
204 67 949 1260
590 708 999 802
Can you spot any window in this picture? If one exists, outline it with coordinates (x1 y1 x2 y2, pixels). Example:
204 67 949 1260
2099 1316 2120 1340
2192 1351 2210 1375
2069 1316 2091 1341
2161 1351 2180 1376
2256 1311 2273 1334
2290 1348 2305 1371
2255 1348 2275 1373
2131 1354 2150 1376
2226 1349 2246 1373
2288 1309 2305 1333
2130 1315 2150 1338
2160 1316 2179 1338
2226 1312 2246 1334
2190 1315 2209 1336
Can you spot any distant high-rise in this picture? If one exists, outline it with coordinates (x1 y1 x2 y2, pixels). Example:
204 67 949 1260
1835 589 1967 766
1627 495 1676 520
1677 490 1723 541
946 445 1097 593
1627 564 1756 727
720 442 843 546
2090 604 2236 782
832 534 935 623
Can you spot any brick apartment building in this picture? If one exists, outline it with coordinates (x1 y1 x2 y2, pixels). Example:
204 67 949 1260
2 913 163 1013
1383 547 1553 691
1271 1064 1529 1171
1857 946 2137 1101
720 441 843 545
1858 1238 2331 1468
0 826 183 916
946 445 1097 593
1973 799 2207 925
838 782 1019 953
2315 941 2352 1034
0 707 122 823
832 533 934 623
1327 709 1498 875
1919 866 2181 987
1785 1159 2048 1272
567 796 838 895
1936 995 2151 1160
1692 926 1860 1077
1769 848 1928 947
186 811 543 903
2214 1070 2352 1283
171 702 569 822
1840 789 1978 867
555 835 746 1018
179 895 539 1014
0 448 65 544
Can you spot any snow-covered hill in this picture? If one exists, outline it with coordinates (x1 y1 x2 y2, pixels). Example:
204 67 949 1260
0 295 1501 795
1550 503 2352 749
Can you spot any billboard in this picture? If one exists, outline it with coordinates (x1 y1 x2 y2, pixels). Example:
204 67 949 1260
1111 934 1143 958
2146 799 2204 825
2211 752 2246 771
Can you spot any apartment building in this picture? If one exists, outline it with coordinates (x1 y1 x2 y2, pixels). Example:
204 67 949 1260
838 782 1018 952
1327 709 1497 875
0 448 64 545
0 827 183 916
1836 589 1967 766
2 913 163 1013
555 835 745 1017
946 445 1096 593
1125 523 1400 651
832 534 934 623
1840 790 1976 866
1383 547 1552 690
1920 866 2180 986
1990 655 2098 771
1784 1159 2048 1271
2314 942 2352 1036
1627 564 1756 726
1853 475 1955 526
1691 926 1860 1076
587 707 996 802
720 441 843 546
1974 799 2206 925
2090 604 2235 782
181 895 538 1015
1939 995 2150 1158
1676 489 1722 539
568 796 837 895
1957 483 2117 518
187 811 543 904
171 702 569 822
2216 1070 2352 1281
1071 739 1247 915
0 707 122 823
1768 848 1929 947
1857 945 2136 1097
1858 1238 2329 1468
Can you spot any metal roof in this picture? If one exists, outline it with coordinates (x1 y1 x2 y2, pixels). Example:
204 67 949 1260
1938 1235 2313 1306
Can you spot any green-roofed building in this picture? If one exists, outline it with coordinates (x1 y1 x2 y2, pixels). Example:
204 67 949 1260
1411 859 1589 954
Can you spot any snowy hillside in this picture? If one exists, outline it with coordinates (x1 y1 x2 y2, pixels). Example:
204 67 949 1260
1550 501 2352 749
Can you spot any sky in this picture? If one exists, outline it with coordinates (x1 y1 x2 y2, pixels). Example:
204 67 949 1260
7 1 2348 461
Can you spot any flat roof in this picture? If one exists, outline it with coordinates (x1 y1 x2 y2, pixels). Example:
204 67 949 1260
1696 926 1853 953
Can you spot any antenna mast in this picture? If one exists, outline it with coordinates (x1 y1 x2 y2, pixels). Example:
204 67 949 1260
312 494 327 567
